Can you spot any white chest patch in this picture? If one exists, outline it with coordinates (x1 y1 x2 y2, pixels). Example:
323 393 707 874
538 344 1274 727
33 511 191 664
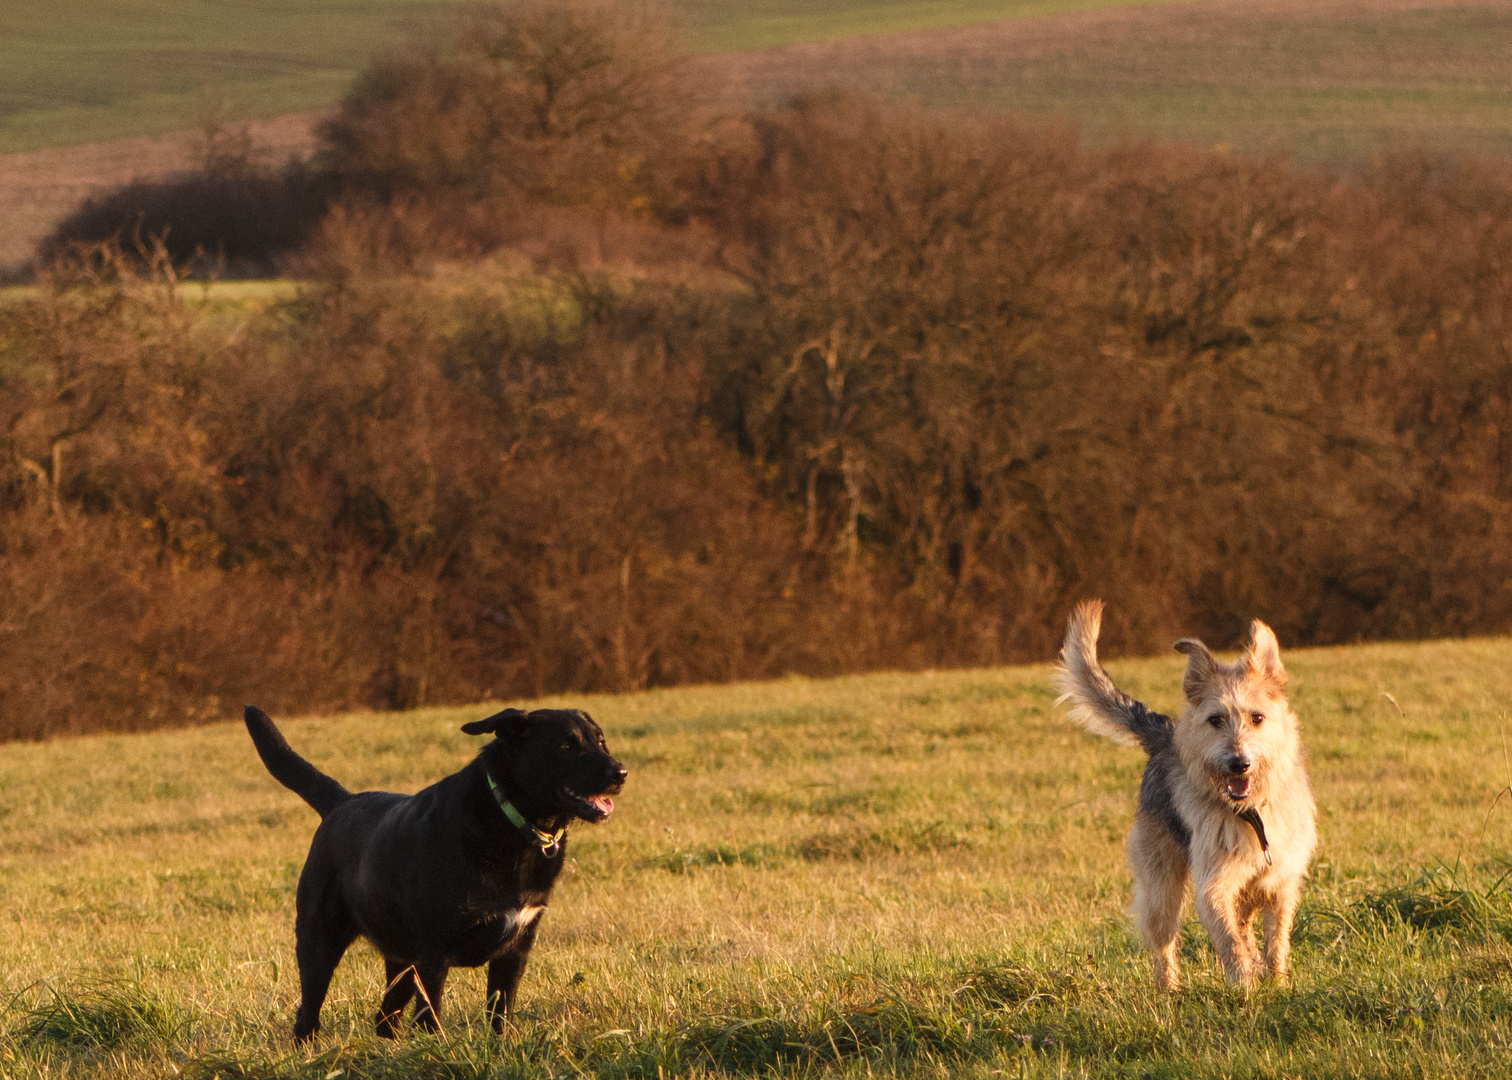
505 905 545 936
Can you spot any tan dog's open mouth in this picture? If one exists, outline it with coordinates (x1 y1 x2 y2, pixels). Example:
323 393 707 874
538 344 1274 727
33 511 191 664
1225 774 1252 800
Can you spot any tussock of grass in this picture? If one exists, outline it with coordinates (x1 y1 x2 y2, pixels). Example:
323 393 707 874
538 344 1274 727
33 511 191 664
1300 862 1512 945
1362 864 1512 938
14 978 188 1051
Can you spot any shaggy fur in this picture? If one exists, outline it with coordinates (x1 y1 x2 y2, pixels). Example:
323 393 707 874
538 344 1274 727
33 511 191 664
1054 601 1317 989
245 704 626 1041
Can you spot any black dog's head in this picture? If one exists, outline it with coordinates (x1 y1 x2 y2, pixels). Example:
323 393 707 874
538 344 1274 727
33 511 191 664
464 708 626 823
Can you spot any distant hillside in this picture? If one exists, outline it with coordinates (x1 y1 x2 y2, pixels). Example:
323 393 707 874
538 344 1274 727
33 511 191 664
0 0 1150 156
4 0 1510 268
4 0 1506 158
715 0 1512 163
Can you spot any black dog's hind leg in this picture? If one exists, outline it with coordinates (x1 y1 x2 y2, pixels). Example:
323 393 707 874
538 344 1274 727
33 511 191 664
292 921 357 1043
375 958 417 1038
410 962 450 1034
487 922 541 1034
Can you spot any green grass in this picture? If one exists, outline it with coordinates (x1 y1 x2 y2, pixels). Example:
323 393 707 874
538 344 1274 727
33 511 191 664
679 0 1172 52
4 0 1509 163
0 0 1180 154
7 637 1512 1075
0 0 455 154
0 279 303 311
774 2 1512 163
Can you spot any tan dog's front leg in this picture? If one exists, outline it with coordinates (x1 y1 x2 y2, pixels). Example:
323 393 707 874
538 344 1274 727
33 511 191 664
1262 885 1300 984
1195 881 1260 986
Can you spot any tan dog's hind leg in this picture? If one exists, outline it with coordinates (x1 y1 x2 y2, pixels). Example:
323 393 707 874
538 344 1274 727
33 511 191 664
1262 884 1301 984
1129 814 1188 990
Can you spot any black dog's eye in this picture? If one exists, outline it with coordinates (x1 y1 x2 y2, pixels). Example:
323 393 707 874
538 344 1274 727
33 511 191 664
1207 714 1225 728
560 741 574 752
1252 712 1266 726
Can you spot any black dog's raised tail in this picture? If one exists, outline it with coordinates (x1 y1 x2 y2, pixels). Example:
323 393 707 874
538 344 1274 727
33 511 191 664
1053 600 1173 756
244 705 350 817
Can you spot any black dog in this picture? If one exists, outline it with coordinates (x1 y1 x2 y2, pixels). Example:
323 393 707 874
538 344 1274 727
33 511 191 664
244 704 626 1042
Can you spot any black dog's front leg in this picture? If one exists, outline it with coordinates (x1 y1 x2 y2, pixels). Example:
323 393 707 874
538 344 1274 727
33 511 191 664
487 922 541 1034
410 962 450 1033
375 957 417 1038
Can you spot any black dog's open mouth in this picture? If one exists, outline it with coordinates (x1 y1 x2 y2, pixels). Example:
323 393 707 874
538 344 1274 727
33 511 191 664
563 789 616 822
1225 774 1252 801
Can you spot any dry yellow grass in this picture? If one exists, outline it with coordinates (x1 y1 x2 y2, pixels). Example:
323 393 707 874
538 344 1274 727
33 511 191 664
6 636 1512 1075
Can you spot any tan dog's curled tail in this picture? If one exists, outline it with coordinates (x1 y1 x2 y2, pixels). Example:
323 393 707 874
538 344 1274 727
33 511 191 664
1054 600 1173 755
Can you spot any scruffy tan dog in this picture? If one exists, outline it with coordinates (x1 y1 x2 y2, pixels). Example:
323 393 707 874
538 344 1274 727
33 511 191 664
1054 600 1317 989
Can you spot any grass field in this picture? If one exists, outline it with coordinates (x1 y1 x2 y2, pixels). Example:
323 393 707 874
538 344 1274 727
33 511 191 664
722 0 1512 163
6 637 1512 1076
0 0 448 155
5 0 1511 270
679 0 1172 51
0 279 302 307
0 0 1167 156
4 0 1509 159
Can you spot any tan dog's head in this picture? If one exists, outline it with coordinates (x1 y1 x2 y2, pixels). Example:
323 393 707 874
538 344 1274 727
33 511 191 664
1171 621 1300 808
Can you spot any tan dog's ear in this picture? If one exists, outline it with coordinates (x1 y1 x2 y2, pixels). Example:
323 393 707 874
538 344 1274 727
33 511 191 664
1173 638 1219 703
1245 620 1286 692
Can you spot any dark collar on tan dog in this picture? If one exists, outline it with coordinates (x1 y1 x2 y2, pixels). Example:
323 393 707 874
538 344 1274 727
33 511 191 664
1237 806 1272 866
486 770 565 857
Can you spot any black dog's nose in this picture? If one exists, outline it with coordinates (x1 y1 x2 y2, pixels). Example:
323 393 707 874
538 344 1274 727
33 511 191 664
1227 755 1251 775
611 765 628 784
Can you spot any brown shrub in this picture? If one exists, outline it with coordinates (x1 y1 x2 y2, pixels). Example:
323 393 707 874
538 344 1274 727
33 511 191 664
7 92 1512 740
319 0 696 216
36 164 327 278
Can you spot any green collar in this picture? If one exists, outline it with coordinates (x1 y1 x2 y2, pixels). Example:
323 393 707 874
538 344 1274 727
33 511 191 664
486 770 566 857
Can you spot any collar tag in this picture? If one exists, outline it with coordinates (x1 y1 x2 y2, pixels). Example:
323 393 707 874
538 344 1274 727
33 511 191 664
487 771 566 857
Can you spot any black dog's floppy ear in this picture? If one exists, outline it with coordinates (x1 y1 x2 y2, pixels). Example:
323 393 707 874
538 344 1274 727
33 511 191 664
461 707 529 736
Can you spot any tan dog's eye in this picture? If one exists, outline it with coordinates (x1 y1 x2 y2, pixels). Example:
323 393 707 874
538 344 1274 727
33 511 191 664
1252 712 1266 726
1207 714 1225 728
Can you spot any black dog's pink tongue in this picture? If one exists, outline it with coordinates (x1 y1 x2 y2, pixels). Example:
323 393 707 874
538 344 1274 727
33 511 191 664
588 795 614 816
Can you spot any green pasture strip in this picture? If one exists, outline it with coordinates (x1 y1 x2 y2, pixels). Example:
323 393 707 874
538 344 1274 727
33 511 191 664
5 637 1512 1075
0 280 303 308
0 0 1182 154
968 85 1512 164
4 0 1510 162
793 3 1512 164
0 74 355 156
0 0 452 154
680 0 1178 53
